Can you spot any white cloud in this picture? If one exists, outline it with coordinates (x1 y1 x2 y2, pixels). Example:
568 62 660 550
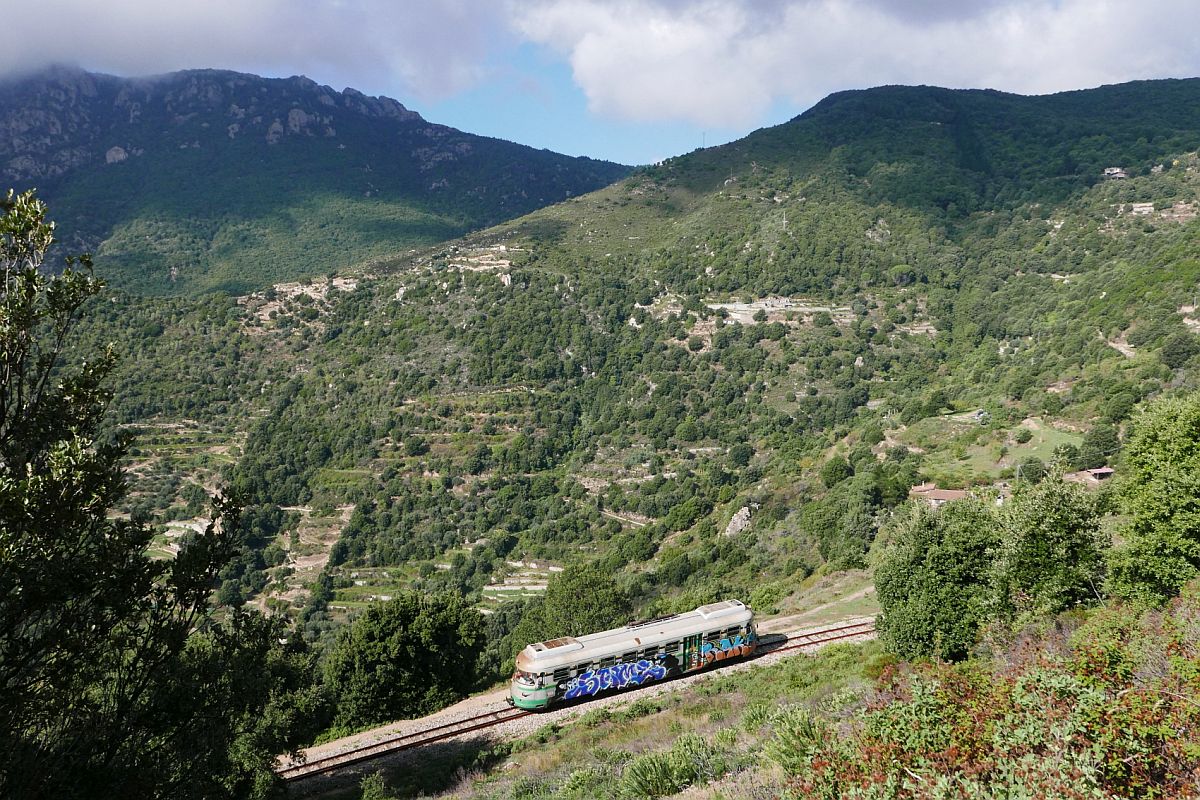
512 0 1200 128
3 0 1199 132
0 0 506 100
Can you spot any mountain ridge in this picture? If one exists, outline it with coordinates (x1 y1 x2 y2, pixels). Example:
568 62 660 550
0 65 631 293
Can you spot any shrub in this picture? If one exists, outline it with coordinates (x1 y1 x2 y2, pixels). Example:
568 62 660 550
766 706 832 778
875 499 999 660
742 702 773 731
620 732 726 797
621 752 682 798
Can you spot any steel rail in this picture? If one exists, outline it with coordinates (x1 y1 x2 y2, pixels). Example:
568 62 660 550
278 618 877 783
278 706 531 781
774 619 875 653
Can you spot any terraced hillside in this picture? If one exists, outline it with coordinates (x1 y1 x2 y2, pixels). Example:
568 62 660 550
53 80 1200 655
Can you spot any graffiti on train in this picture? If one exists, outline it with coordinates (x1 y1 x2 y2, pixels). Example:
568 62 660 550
563 658 668 700
699 632 756 667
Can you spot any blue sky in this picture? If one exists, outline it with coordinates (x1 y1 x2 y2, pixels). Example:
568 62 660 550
417 42 763 165
5 1 1200 166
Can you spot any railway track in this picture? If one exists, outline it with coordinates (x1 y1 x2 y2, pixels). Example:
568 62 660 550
277 705 533 782
278 618 875 784
766 618 876 655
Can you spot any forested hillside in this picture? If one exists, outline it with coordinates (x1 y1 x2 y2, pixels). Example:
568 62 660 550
0 66 630 294
11 77 1200 796
65 79 1200 644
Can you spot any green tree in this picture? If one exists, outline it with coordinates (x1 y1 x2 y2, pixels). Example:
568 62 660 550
1079 424 1119 469
1108 393 1200 605
728 442 754 468
1017 456 1046 483
0 190 321 799
875 499 998 660
323 591 484 728
1160 332 1199 369
1053 442 1081 469
506 562 629 664
990 470 1106 624
819 455 853 488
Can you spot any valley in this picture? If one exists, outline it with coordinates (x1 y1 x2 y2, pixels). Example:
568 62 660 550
7 73 1200 799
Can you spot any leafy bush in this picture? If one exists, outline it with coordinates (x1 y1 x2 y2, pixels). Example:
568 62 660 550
769 586 1200 797
322 591 484 727
1108 393 1200 605
621 752 682 798
875 499 999 660
620 732 726 798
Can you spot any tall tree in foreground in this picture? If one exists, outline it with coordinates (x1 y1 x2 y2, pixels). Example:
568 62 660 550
874 498 998 660
0 190 321 799
323 591 484 729
989 469 1106 624
1108 392 1200 606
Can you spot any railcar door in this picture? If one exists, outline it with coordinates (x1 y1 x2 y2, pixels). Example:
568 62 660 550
682 633 703 671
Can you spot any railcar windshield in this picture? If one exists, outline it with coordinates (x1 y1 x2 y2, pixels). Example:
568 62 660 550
513 670 539 687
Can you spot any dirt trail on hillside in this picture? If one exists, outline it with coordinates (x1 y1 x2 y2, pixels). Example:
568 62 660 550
757 584 876 634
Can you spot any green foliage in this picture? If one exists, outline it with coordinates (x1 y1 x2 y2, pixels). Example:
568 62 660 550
620 732 726 798
875 499 998 660
766 706 834 778
1161 332 1200 369
0 191 320 799
359 772 395 800
1080 423 1120 469
1108 393 1200 605
621 751 683 798
990 469 1106 623
322 591 484 727
878 468 1110 658
1016 455 1046 483
768 587 1200 799
819 455 853 488
506 563 629 663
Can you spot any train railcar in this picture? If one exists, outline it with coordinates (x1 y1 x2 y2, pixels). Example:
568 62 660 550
510 599 756 710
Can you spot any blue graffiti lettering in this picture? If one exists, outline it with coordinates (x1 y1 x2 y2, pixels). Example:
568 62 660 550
563 657 668 700
699 632 756 666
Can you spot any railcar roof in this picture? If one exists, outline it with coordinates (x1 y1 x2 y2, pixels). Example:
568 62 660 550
515 599 753 673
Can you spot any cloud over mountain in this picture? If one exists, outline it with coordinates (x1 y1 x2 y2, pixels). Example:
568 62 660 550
513 0 1200 127
4 0 1200 130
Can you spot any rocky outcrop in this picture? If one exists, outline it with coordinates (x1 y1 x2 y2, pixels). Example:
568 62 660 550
0 65 629 294
0 66 426 183
723 506 753 538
